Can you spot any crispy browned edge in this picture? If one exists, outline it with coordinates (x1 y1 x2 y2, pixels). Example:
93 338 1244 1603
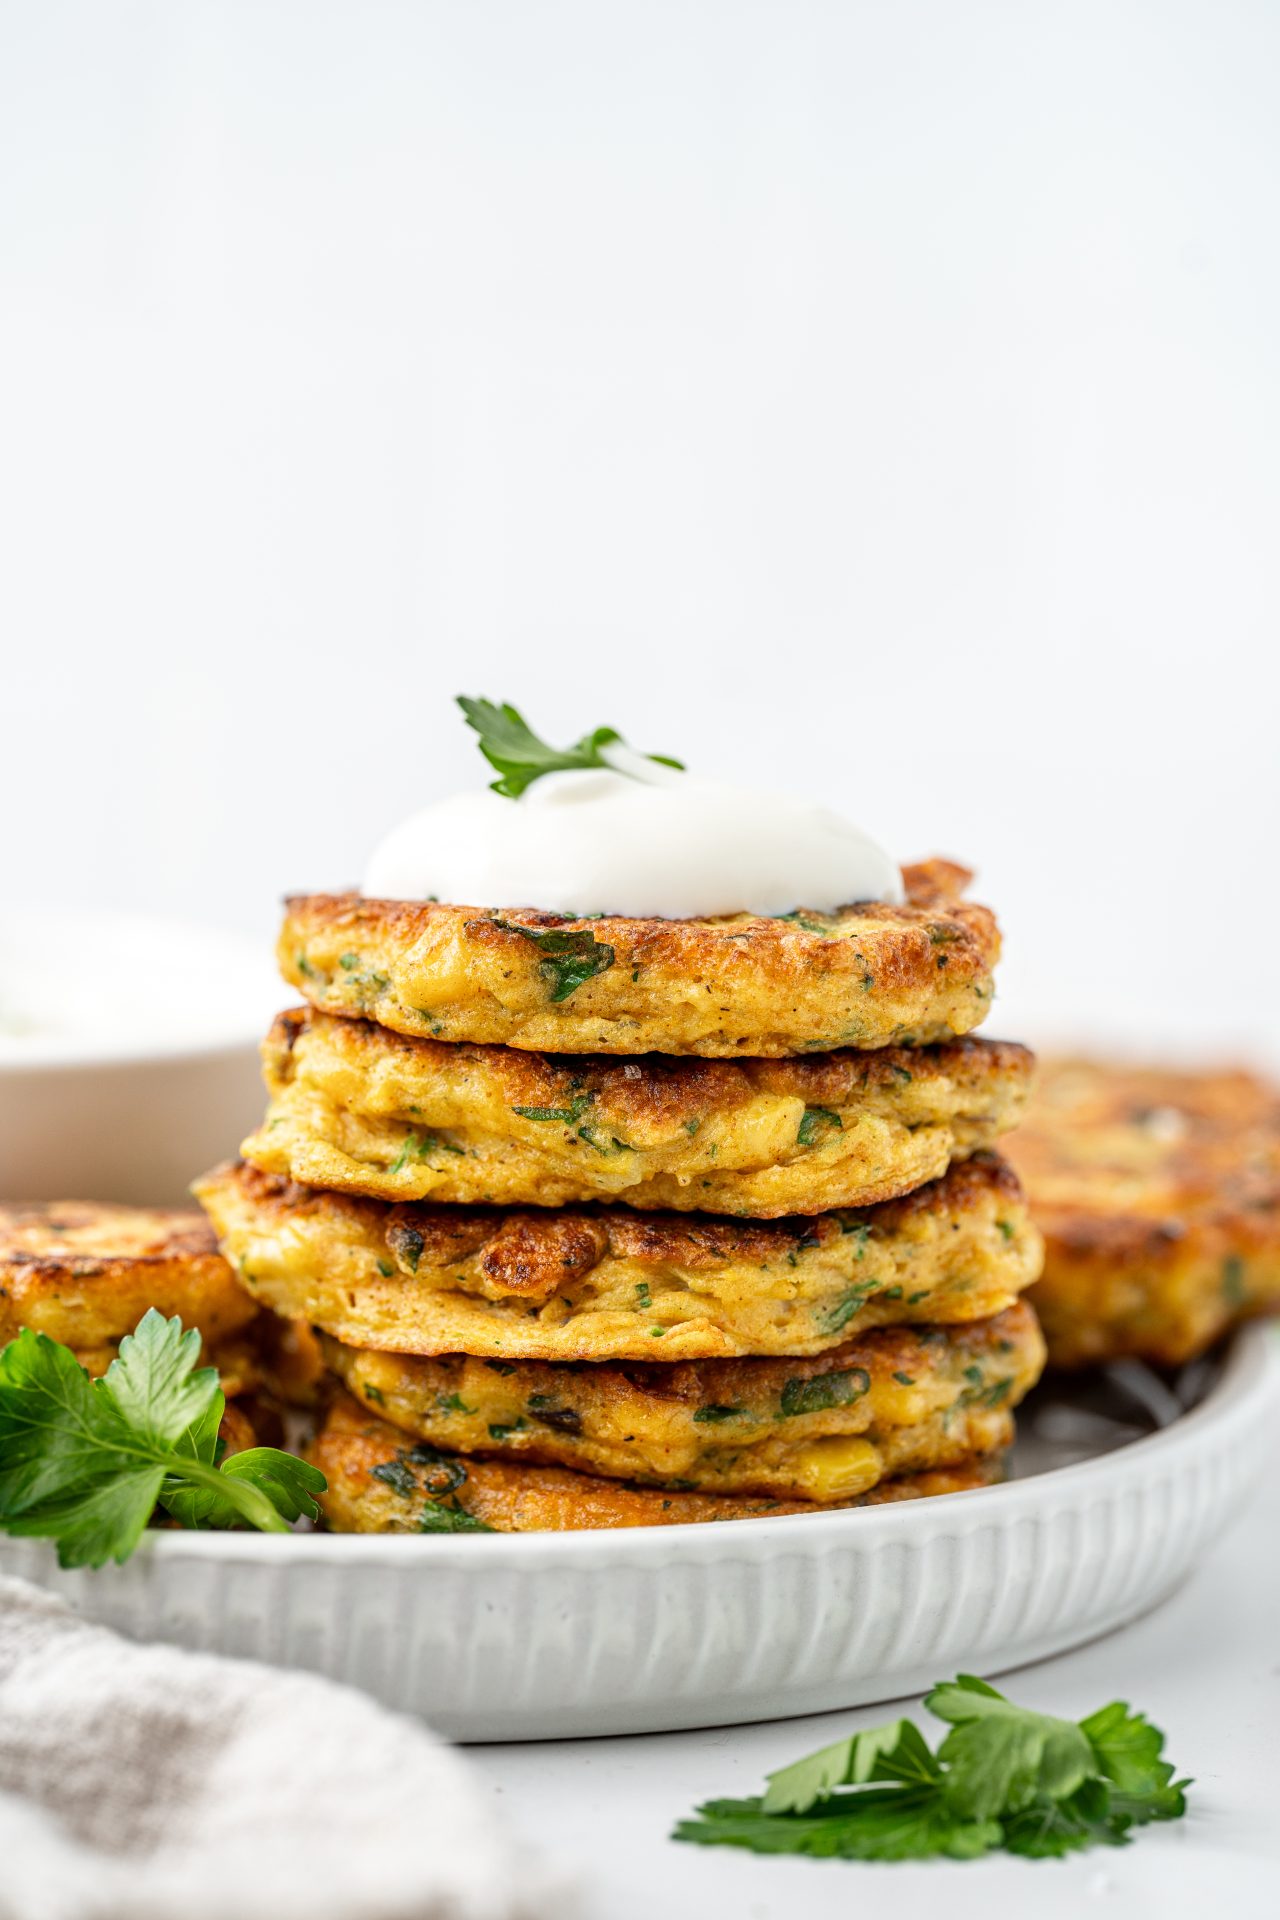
214 1148 1029 1303
312 1391 1008 1530
0 1198 222 1272
281 857 999 1005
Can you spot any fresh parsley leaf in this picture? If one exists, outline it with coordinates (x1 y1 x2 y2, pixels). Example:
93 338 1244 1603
105 1314 220 1450
675 1788 1001 1862
673 1674 1188 1864
763 1719 941 1812
491 921 616 1001
0 1313 326 1568
926 1674 1096 1820
458 696 683 799
1078 1699 1189 1822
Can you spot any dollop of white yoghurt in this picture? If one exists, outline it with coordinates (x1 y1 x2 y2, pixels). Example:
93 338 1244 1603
364 748 902 918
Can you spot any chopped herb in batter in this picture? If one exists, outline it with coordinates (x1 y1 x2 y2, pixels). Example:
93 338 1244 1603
779 1368 871 1417
492 921 617 1002
797 1106 843 1147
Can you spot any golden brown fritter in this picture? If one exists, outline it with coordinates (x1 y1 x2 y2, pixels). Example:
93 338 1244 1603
312 1391 1008 1533
194 1153 1042 1362
246 1009 1034 1217
278 859 998 1058
1007 1058 1280 1366
0 1197 325 1418
0 1200 258 1357
321 1299 1042 1501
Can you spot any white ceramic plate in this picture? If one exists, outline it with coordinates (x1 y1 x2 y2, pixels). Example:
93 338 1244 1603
4 1324 1278 1741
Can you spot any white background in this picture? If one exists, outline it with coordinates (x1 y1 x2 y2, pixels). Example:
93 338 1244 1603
3 9 1280 1914
3 0 1278 1065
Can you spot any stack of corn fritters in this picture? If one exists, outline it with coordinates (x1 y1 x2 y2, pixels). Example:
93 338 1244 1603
195 858 1047 1532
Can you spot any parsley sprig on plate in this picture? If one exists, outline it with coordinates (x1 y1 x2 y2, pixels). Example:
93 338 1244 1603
674 1675 1187 1861
458 696 683 798
0 1311 325 1568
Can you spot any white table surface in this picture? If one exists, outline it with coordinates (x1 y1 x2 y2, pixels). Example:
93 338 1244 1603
477 1468 1280 1918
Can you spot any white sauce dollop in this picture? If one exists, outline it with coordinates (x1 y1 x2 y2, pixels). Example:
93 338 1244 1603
363 748 903 918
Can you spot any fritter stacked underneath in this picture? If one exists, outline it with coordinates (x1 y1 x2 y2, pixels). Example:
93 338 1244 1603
196 859 1047 1531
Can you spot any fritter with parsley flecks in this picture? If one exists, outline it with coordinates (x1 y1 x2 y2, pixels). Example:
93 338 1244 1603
194 1153 1042 1363
311 1390 1008 1532
246 1009 1033 1218
320 1299 1042 1502
1007 1058 1280 1367
278 859 997 1059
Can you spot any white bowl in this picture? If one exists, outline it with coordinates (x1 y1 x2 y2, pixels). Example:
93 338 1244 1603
5 1323 1277 1741
0 910 280 1206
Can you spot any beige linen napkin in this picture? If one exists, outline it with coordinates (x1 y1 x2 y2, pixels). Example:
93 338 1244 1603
0 1575 571 1920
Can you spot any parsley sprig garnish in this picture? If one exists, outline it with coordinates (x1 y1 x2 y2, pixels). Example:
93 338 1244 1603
0 1311 325 1568
674 1675 1187 1861
458 696 683 798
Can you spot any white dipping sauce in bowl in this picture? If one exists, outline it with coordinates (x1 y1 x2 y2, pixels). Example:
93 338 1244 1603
0 912 280 1205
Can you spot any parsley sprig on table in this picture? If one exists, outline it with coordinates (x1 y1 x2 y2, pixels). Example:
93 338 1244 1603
0 1311 325 1569
458 696 683 798
674 1675 1187 1861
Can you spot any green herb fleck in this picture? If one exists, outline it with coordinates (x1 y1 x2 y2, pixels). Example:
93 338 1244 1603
419 1500 495 1533
797 1106 844 1148
492 921 617 1002
513 1094 593 1124
436 1392 476 1416
576 1122 630 1155
819 1283 876 1335
1222 1255 1247 1305
779 1368 871 1417
779 911 833 936
892 1372 915 1387
386 1223 425 1273
693 1404 743 1424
